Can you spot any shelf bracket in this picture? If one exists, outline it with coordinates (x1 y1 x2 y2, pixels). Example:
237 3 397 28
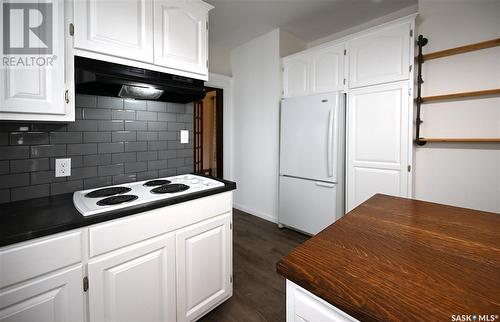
415 35 428 146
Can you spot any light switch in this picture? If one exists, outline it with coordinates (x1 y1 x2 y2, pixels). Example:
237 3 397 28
55 158 71 177
180 130 189 144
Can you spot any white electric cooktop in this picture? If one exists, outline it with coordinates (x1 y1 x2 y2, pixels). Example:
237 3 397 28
73 174 224 216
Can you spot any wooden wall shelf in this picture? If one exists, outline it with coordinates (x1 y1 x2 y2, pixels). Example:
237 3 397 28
418 38 500 61
419 138 500 143
420 88 500 103
414 36 500 146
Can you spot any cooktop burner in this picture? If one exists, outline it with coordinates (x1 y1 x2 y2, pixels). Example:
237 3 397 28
143 179 171 187
85 187 131 198
97 195 138 206
151 183 190 194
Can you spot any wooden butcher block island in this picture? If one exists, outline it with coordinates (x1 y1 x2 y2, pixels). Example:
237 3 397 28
277 194 500 322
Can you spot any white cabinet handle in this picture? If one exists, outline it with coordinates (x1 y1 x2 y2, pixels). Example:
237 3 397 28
65 90 69 104
315 182 335 188
327 109 334 177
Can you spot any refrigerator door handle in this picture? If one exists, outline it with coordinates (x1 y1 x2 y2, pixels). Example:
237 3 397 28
327 109 334 177
315 181 335 188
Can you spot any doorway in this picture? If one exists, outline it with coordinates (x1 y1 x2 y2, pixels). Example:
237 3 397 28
194 87 223 179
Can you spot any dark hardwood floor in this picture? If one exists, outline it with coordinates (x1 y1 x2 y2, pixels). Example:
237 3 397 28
199 209 309 322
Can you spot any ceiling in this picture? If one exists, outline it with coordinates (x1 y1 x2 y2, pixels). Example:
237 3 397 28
206 0 417 49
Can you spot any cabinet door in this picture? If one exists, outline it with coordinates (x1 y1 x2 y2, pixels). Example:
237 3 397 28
283 54 310 98
310 44 345 94
0 266 84 322
346 82 409 211
154 0 211 75
0 0 73 121
348 23 410 88
176 213 232 322
87 234 176 322
74 0 154 63
286 280 357 322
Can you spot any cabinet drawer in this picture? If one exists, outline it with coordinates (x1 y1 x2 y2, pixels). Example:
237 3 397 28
0 231 82 289
89 192 232 257
287 280 358 322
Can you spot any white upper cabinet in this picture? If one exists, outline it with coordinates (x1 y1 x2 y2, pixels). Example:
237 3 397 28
283 43 345 98
283 53 310 98
348 22 411 88
176 213 232 322
87 234 176 322
73 0 212 80
154 0 212 76
310 43 345 94
0 0 74 121
74 0 154 63
346 82 410 211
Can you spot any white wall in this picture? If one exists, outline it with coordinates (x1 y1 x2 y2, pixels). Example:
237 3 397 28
209 44 232 76
230 29 281 222
414 0 500 213
280 30 307 58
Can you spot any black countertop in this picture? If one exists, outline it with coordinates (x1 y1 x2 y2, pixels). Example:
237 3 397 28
0 176 236 247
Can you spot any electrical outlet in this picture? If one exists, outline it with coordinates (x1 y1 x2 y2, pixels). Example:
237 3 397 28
55 158 71 177
180 130 189 144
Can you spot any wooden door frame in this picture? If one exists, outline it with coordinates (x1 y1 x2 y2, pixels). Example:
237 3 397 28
194 86 224 179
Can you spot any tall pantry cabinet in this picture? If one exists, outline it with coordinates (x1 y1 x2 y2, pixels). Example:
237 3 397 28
346 20 414 211
281 16 416 213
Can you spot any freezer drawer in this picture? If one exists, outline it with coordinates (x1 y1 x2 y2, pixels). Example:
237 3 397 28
279 176 338 235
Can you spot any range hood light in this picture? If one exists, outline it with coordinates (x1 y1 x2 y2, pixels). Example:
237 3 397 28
118 85 164 100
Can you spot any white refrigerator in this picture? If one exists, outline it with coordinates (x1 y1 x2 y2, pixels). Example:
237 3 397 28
278 92 345 235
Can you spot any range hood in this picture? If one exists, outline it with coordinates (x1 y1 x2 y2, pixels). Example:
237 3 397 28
75 56 205 103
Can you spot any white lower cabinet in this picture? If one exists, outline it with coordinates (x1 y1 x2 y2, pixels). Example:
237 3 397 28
0 193 233 322
0 265 84 322
286 280 358 322
176 213 232 322
87 234 176 322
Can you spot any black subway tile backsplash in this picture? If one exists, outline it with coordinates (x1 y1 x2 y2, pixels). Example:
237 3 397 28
84 131 111 143
0 173 30 189
98 164 124 177
0 161 9 175
11 184 50 201
10 132 49 145
0 95 194 204
51 180 83 195
30 145 66 158
49 131 83 144
10 158 49 174
0 146 30 160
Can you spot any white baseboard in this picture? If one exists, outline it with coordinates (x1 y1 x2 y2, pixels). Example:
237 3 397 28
233 203 278 224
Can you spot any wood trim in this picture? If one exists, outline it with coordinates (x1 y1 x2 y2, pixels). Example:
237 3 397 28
419 138 500 143
418 38 500 61
204 86 224 179
420 88 500 103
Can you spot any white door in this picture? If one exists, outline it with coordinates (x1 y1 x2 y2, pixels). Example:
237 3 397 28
310 43 345 94
279 176 338 235
74 0 154 63
280 92 340 183
283 54 310 98
0 266 84 322
346 82 410 211
87 234 176 322
348 23 410 88
0 0 73 121
176 213 232 322
154 0 211 75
